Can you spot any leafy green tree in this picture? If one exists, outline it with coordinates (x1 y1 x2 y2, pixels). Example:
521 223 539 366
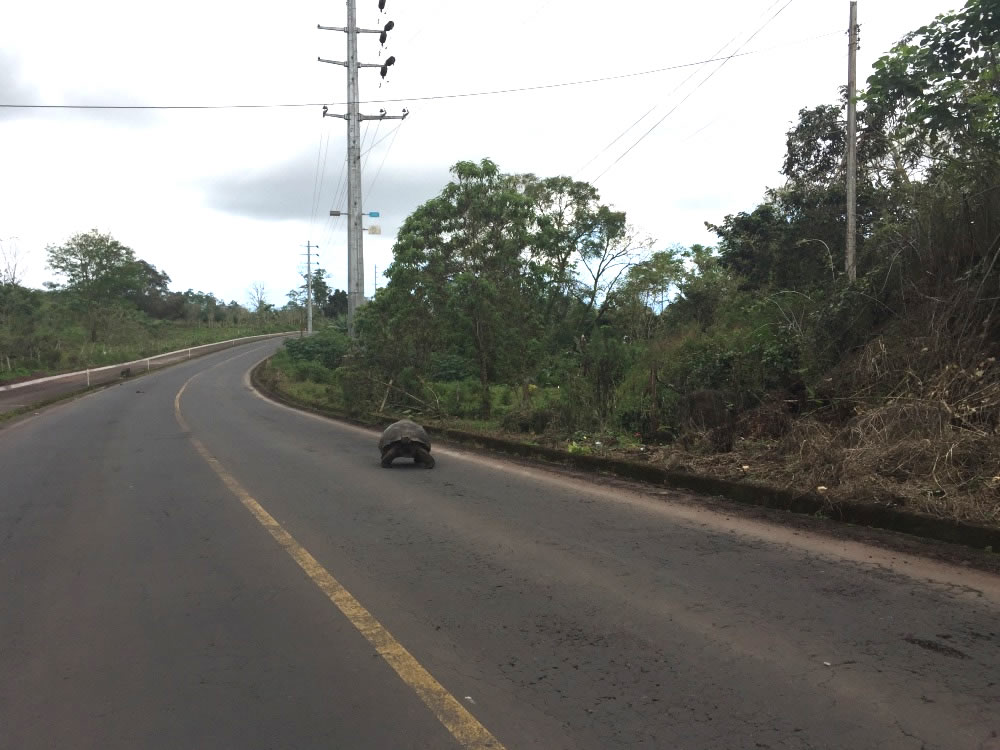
122 260 171 316
307 268 331 312
46 230 147 342
611 248 684 341
375 158 536 415
523 175 601 326
710 102 878 291
0 283 44 373
326 288 348 318
288 268 333 312
865 0 1000 175
665 245 742 331
579 208 653 321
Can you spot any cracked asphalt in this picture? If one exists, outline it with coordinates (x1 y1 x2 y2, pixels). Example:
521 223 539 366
1 338 999 749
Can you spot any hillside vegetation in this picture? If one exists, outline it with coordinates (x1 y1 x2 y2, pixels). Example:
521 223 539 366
267 0 1000 526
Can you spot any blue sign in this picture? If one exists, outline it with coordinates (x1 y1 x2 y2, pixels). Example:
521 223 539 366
367 211 381 218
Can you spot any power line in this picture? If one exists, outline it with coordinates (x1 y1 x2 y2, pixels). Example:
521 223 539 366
0 101 326 110
321 154 349 252
308 132 325 231
0 33 836 113
360 122 403 158
576 17 752 176
574 0 797 176
309 130 331 231
361 118 383 175
331 151 350 216
592 0 799 183
365 121 403 203
313 130 334 229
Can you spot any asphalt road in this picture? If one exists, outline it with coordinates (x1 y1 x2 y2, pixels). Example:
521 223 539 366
2 339 999 750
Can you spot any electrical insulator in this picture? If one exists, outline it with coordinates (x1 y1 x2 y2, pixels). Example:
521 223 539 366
378 0 386 9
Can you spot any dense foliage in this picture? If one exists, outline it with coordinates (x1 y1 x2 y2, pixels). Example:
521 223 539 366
277 0 1000 519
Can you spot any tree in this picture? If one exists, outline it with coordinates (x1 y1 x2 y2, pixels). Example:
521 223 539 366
248 282 270 314
288 267 338 319
865 0 1000 175
376 158 537 415
523 175 602 327
600 249 683 344
579 207 653 321
860 0 1000 281
122 259 172 317
307 268 332 313
326 288 348 318
46 230 145 342
666 244 742 331
709 102 884 291
0 238 26 287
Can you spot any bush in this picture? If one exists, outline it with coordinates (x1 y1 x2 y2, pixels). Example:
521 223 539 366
337 366 375 416
428 352 475 381
431 378 483 419
292 360 334 384
500 406 557 434
284 327 351 369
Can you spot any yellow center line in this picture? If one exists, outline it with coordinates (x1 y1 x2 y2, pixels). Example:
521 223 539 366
174 359 506 750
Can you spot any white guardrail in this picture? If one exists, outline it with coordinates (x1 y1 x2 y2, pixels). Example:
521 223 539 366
0 331 296 410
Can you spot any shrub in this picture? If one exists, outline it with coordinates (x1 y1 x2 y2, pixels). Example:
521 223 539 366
284 327 351 369
428 352 475 381
337 366 375 416
500 406 557 434
292 360 334 384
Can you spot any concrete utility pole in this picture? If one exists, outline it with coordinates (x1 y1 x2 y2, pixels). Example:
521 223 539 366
319 1 408 336
845 1 859 282
303 241 317 334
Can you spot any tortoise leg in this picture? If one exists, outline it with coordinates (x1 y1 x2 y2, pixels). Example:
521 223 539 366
381 445 402 468
414 446 435 469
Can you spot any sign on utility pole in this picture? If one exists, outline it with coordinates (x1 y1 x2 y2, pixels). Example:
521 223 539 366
845 1 859 282
318 1 408 336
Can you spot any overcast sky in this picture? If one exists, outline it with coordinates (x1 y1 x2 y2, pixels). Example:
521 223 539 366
0 0 960 306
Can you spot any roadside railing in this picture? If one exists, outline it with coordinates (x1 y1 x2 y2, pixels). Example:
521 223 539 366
0 331 297 414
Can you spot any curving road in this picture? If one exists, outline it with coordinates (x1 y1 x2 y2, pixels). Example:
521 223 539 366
2 339 999 749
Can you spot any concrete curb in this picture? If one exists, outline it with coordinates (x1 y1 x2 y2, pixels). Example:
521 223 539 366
252 360 1000 552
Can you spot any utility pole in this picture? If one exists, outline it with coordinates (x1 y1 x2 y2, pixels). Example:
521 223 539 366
845 0 859 282
319 1 408 336
303 241 317 334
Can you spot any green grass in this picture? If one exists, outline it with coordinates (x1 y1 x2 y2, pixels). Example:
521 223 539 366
1 322 293 382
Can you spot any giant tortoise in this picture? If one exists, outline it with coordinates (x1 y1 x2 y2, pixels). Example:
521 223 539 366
378 419 435 468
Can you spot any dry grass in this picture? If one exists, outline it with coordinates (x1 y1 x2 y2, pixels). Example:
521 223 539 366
642 389 999 527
